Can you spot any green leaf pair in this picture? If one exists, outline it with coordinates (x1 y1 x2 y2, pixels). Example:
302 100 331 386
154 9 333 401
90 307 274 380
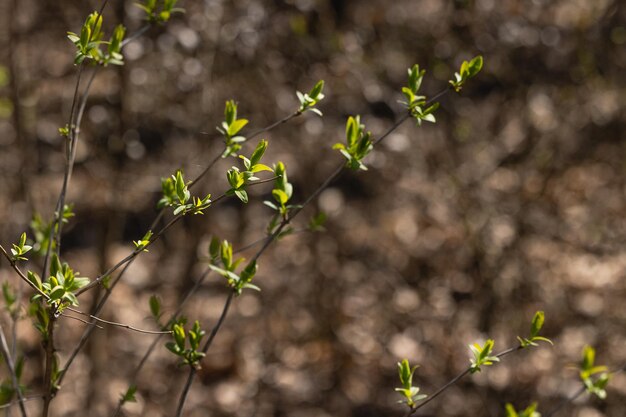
226 140 273 204
297 80 325 116
333 115 373 171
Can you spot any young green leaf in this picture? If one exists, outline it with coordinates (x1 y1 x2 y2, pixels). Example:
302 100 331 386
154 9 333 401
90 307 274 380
505 402 541 417
149 295 161 319
518 311 553 348
469 339 499 373
395 359 427 408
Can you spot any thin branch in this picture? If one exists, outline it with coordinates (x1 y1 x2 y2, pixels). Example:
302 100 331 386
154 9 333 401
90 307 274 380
121 24 150 47
77 174 278 296
75 214 183 295
64 308 172 335
247 111 300 141
0 245 49 300
41 310 56 417
0 324 27 417
60 314 103 328
543 385 586 417
0 395 43 410
174 292 234 417
404 345 523 416
543 361 626 417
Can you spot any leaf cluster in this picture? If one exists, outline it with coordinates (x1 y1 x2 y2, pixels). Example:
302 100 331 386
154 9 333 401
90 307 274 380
217 100 249 158
333 115 373 171
209 239 260 295
395 359 427 408
263 162 301 236
10 232 31 262
27 254 90 315
226 140 273 203
67 12 126 66
579 345 611 399
166 320 206 369
136 0 184 24
401 65 439 125
296 80 325 116
158 170 211 215
469 339 499 373
449 55 483 92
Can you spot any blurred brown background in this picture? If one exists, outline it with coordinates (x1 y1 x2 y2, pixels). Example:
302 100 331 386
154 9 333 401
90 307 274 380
0 0 625 416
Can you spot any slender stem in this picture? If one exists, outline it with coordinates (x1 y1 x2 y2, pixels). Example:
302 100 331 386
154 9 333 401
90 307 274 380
63 308 172 335
544 385 586 417
41 62 84 279
53 68 99 250
543 362 626 417
0 325 28 417
42 0 110 279
75 214 182 295
405 346 524 416
174 292 234 417
41 312 56 417
189 151 222 191
121 24 150 47
404 368 471 417
247 111 300 141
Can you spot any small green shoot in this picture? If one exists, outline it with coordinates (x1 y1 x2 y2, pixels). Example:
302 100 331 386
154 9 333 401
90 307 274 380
579 346 611 399
505 402 541 417
10 232 32 262
401 65 439 125
449 55 483 92
133 230 153 252
297 80 325 116
208 240 260 295
469 339 499 373
518 311 553 348
395 359 427 408
166 319 206 369
333 115 373 171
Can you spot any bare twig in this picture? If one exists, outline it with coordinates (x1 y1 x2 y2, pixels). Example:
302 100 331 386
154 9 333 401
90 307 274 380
64 308 172 335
